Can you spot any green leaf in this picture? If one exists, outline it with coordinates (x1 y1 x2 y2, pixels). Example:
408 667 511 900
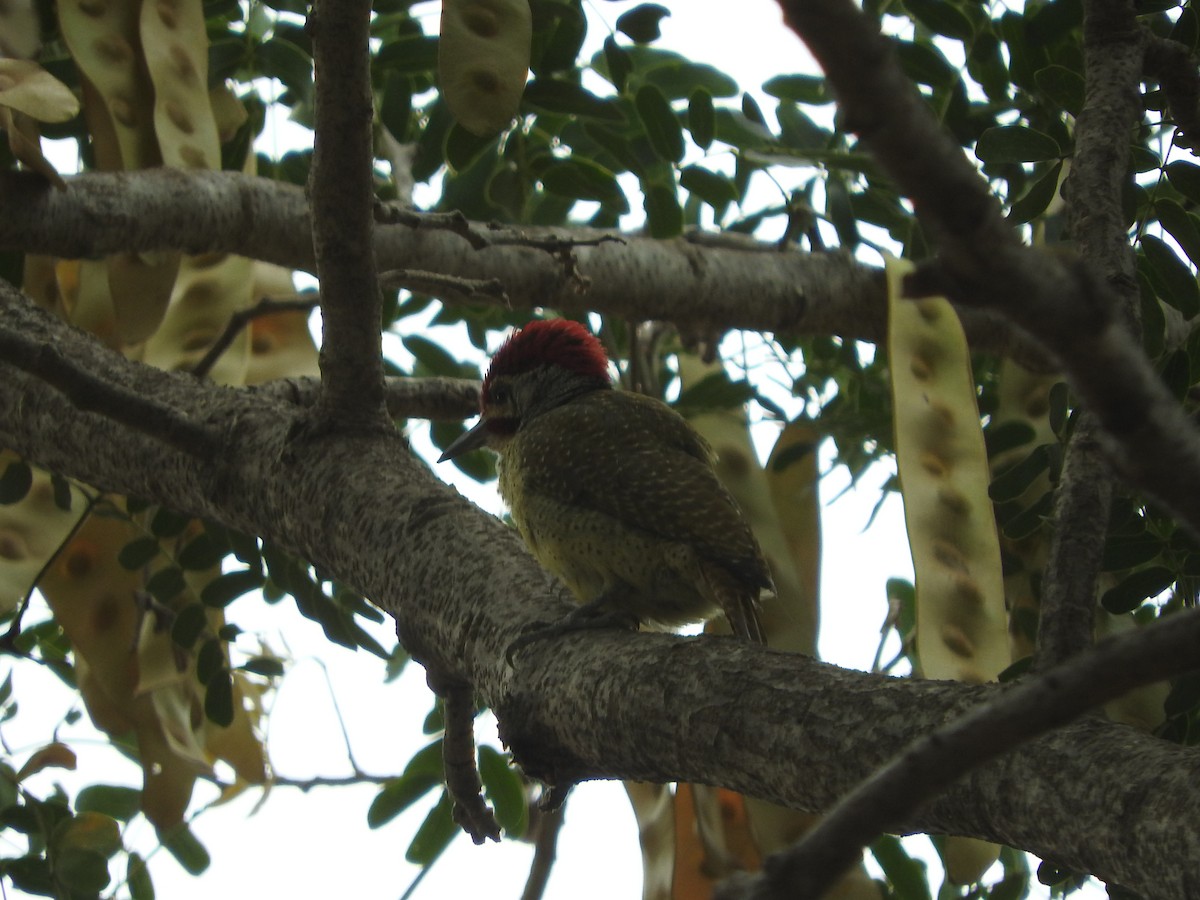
1166 161 1200 205
1008 160 1063 224
777 103 830 150
478 746 526 835
675 373 755 417
53 847 111 894
1034 65 1085 117
118 536 160 571
616 3 669 43
871 835 931 900
1100 566 1176 614
1048 381 1070 437
368 770 441 829
149 506 190 538
825 176 857 248
197 638 225 684
762 74 830 104
204 669 235 726
635 84 683 163
1001 490 1053 540
896 41 956 87
679 165 737 215
145 566 186 603
642 182 682 238
50 473 72 511
254 36 313 98
984 420 1037 458
379 72 413 141
405 792 458 865
905 0 975 40
170 603 207 649
1155 199 1200 269
524 79 623 121
541 158 629 211
239 656 285 677
208 37 247 84
687 87 714 150
376 34 439 74
0 460 32 505
1140 235 1200 317
989 445 1050 503
161 824 211 876
602 36 631 93
177 533 225 571
643 60 736 101
403 334 461 377
1102 531 1163 571
976 125 1062 163
531 0 585 74
127 853 155 900
444 124 496 174
74 785 141 822
200 568 264 608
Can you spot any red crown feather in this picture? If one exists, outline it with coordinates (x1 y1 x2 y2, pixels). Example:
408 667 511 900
482 320 610 401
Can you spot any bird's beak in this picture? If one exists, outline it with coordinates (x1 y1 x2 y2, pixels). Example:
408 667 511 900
438 418 489 462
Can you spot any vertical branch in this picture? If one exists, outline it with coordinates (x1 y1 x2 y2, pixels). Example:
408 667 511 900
1036 0 1144 669
307 0 389 431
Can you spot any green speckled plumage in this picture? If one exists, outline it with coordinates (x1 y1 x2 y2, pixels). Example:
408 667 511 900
498 388 770 639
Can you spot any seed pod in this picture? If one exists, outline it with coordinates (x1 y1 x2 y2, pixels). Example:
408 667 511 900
439 0 531 136
886 255 1008 685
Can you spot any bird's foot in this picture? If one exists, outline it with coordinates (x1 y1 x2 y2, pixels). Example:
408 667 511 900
506 605 639 663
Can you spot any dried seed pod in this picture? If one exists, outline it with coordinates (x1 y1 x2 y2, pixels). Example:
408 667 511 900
439 0 531 135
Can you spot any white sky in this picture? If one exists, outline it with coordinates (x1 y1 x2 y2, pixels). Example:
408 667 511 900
8 1 1108 898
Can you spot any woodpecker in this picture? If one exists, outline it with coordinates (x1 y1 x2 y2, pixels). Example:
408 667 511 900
438 319 770 645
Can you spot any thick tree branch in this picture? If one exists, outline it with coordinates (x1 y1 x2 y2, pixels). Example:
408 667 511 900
4 287 1200 897
306 0 387 429
0 170 1045 364
0 309 220 457
1036 0 1143 669
731 586 1200 899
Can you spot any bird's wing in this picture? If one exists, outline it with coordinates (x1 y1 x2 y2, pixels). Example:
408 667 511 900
510 390 771 589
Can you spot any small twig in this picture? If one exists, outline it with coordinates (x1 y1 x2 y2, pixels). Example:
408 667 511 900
520 800 567 900
428 671 501 844
191 295 318 380
314 657 365 775
378 268 509 305
374 203 491 250
485 232 627 292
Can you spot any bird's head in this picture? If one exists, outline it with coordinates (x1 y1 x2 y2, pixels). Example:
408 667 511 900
438 319 611 461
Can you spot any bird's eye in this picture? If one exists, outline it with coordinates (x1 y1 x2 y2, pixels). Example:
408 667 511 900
489 383 510 405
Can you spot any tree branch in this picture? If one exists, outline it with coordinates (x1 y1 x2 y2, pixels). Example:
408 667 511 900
728 591 1200 899
0 170 1045 365
0 302 220 458
306 0 388 430
1036 0 1144 669
1144 31 1200 152
4 286 1200 896
251 375 480 422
